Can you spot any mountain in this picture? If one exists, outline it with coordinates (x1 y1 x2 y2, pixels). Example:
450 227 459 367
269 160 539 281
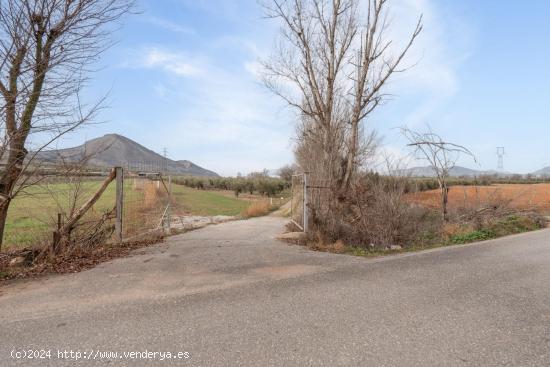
532 167 550 177
37 134 219 177
395 165 501 178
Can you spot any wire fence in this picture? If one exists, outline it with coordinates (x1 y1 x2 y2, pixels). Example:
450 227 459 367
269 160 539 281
123 163 172 240
4 161 292 250
3 162 173 250
4 167 116 249
290 174 305 231
290 173 333 233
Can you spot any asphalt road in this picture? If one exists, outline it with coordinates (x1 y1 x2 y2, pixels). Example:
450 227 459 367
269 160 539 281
1 216 549 366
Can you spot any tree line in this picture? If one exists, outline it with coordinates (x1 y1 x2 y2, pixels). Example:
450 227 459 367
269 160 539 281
172 176 291 198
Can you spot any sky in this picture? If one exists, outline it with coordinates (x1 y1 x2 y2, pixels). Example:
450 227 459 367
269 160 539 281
55 0 550 176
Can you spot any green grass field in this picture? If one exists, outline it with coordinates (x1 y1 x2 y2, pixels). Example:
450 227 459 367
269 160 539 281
3 180 251 249
171 184 250 216
5 181 117 248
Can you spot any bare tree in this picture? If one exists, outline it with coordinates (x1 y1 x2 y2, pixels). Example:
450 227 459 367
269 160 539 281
261 0 422 194
401 126 476 221
0 0 133 249
278 164 295 182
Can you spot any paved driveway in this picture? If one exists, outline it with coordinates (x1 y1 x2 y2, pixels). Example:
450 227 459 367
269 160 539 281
1 217 549 366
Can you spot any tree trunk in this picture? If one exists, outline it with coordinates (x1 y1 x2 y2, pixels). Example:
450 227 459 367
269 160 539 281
341 121 359 191
0 145 27 247
0 203 9 251
441 184 449 222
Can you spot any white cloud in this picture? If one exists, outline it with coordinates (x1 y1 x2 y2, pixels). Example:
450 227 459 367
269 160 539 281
382 0 470 98
365 0 474 155
141 48 203 77
123 41 294 176
118 0 472 175
164 63 294 175
145 16 195 35
244 60 263 79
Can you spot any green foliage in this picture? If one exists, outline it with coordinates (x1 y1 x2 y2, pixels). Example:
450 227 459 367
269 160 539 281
173 176 290 197
448 215 542 245
489 215 542 236
449 229 496 244
170 185 249 216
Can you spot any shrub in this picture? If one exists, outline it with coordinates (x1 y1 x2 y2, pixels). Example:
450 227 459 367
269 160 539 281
242 201 272 218
307 173 442 250
448 214 543 245
449 229 496 244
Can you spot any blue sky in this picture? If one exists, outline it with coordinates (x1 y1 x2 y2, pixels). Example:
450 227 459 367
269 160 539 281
57 0 550 176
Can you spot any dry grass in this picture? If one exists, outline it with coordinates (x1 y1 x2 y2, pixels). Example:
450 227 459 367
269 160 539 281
242 201 273 218
305 231 347 254
407 184 550 214
142 181 164 210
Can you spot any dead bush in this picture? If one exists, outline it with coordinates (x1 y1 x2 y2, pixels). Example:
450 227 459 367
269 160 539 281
307 173 442 250
242 201 273 218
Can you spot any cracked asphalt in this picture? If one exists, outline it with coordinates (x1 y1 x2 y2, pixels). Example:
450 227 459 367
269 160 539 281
1 216 549 366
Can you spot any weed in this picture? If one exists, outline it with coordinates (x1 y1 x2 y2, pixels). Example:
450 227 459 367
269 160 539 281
449 229 496 244
242 201 273 218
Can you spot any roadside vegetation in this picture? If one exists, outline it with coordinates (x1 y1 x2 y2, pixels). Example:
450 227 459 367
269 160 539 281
303 212 544 258
293 169 547 257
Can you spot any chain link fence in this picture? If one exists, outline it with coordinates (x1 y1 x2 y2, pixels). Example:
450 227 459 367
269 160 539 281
3 162 173 250
4 166 116 249
123 162 172 241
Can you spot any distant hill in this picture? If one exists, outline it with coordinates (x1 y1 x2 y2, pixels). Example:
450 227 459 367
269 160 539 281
395 165 502 178
532 167 550 177
37 134 219 177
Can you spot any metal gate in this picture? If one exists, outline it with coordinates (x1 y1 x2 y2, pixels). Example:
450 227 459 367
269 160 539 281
122 162 172 241
290 173 308 232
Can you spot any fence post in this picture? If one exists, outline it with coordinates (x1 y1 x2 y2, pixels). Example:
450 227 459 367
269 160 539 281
290 176 294 220
303 172 308 233
115 166 124 243
166 174 172 234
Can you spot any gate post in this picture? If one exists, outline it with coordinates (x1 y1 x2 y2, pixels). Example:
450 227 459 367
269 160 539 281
166 174 172 234
115 166 124 243
303 172 308 233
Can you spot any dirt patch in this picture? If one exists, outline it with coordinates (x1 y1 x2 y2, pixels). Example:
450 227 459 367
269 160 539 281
407 184 550 214
0 235 163 283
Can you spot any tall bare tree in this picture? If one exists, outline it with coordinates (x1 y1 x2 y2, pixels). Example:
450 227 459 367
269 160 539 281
0 0 133 248
401 126 476 221
261 0 422 194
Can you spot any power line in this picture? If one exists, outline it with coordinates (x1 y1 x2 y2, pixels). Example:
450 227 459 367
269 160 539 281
497 147 505 170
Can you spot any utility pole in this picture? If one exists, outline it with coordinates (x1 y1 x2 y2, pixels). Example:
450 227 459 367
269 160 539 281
497 147 505 170
163 147 168 174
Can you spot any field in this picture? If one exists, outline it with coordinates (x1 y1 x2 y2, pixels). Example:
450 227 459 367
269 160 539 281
170 185 250 216
5 180 118 248
408 184 550 214
4 180 254 250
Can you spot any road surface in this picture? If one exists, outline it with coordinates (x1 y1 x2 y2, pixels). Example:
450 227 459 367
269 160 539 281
1 216 549 366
